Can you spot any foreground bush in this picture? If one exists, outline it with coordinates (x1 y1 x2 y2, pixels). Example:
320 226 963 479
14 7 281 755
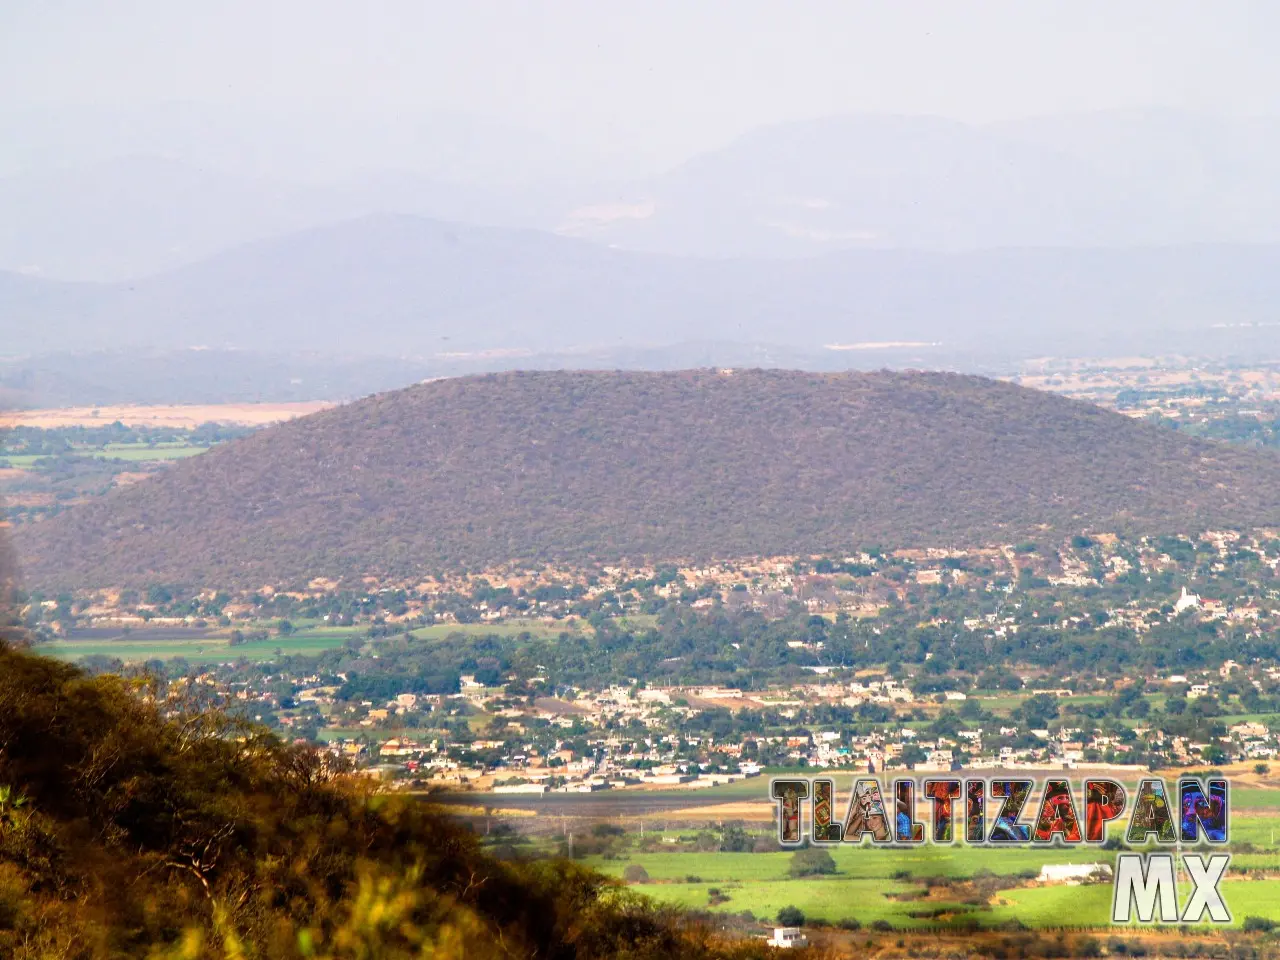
0 643 770 960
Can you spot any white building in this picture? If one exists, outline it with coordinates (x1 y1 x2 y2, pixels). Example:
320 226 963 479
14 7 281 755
767 928 809 949
492 783 548 794
1038 863 1112 884
1175 587 1201 614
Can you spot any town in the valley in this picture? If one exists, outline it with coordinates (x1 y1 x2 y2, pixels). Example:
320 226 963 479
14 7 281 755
21 524 1280 794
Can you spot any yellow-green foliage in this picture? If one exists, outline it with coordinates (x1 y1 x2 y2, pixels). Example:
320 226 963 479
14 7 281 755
0 643 770 960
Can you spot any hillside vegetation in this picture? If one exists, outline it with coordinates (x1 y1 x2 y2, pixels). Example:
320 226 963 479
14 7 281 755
0 639 766 959
18 369 1280 590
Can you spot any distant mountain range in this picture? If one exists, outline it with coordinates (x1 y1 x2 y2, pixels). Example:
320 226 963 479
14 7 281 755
8 106 1280 386
572 109 1280 257
0 157 584 281
6 214 1280 362
8 107 1280 280
564 113 1180 256
18 369 1280 590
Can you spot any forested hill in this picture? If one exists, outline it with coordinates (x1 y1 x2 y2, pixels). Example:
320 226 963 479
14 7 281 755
18 369 1280 590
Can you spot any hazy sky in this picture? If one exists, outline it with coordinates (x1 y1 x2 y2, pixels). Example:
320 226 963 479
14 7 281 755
3 0 1278 169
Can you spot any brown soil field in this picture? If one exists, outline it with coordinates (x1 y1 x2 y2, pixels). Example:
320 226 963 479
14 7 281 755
658 800 773 820
0 401 334 429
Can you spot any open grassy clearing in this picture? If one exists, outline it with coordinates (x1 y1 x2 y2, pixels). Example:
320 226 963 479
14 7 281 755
582 815 1280 931
1221 815 1280 849
588 845 1115 884
991 879 1280 930
1215 712 1280 727
639 877 948 928
33 627 364 664
92 443 209 462
616 614 660 631
0 442 209 469
1228 788 1280 811
32 618 578 665
619 860 1280 930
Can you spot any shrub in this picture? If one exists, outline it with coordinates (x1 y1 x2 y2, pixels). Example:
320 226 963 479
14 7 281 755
788 847 837 877
622 864 650 884
1243 916 1276 933
0 643 758 960
837 917 861 931
776 906 805 927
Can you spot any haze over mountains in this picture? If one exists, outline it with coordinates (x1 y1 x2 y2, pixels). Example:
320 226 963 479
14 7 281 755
19 369 1280 591
9 105 1280 401
8 215 1280 362
9 106 1280 281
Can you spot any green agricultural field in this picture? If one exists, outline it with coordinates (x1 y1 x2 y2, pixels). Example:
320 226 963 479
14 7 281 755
990 878 1280 929
1222 814 1280 850
604 847 1280 930
0 443 208 469
34 627 364 665
1216 713 1280 729
32 618 578 667
0 454 51 468
1229 788 1280 811
973 692 1154 715
638 877 951 929
93 443 207 462
589 844 1115 885
589 853 791 883
986 884 1112 928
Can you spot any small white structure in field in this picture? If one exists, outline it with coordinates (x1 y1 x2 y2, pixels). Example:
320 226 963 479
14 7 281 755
1038 863 1113 884
768 927 809 949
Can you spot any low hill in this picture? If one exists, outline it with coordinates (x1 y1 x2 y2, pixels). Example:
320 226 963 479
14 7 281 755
17 369 1280 590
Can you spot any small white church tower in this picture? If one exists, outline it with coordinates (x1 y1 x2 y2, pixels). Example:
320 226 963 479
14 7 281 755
1174 586 1201 613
